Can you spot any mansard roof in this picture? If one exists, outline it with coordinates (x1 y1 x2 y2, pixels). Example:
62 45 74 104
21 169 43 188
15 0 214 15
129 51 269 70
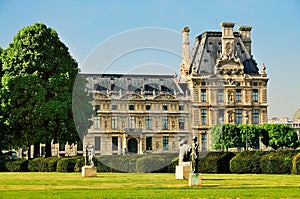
190 31 259 75
82 73 189 96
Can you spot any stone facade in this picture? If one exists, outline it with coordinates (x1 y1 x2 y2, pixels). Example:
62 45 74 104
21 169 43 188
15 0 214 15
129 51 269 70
16 22 269 158
83 74 191 155
82 22 269 155
180 22 268 150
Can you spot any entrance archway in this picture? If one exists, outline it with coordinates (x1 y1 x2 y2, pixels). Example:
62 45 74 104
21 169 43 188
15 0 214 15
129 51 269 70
127 138 138 154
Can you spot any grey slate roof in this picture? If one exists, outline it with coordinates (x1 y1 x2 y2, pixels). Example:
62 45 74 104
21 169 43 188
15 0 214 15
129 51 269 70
190 32 259 75
83 73 189 96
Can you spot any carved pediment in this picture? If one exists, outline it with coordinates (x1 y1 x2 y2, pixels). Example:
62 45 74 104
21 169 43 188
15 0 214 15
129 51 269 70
215 55 244 75
120 93 144 100
153 93 176 100
94 92 110 100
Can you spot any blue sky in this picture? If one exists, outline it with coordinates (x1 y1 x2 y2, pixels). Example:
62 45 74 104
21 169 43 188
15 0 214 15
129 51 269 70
0 0 300 119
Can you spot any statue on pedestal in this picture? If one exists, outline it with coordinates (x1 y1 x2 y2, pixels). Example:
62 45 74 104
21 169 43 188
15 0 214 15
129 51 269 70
85 144 95 167
191 136 199 173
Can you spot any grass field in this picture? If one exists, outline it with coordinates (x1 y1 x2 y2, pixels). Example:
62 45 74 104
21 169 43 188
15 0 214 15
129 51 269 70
0 172 299 199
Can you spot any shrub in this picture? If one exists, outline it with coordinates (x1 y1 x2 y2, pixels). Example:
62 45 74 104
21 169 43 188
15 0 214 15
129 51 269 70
5 159 28 172
0 157 7 172
165 157 178 173
260 150 299 174
230 151 267 174
28 157 44 172
199 152 236 173
56 157 76 172
292 152 300 174
46 157 62 172
74 156 85 172
136 155 166 173
95 157 114 172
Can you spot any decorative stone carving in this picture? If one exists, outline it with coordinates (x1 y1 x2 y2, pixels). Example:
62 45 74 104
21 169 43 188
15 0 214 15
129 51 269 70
120 93 144 100
153 93 176 100
94 93 110 100
227 109 235 123
227 90 235 103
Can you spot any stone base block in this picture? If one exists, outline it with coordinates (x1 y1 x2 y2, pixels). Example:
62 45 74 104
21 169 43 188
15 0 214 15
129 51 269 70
82 166 97 177
188 173 201 186
175 165 191 180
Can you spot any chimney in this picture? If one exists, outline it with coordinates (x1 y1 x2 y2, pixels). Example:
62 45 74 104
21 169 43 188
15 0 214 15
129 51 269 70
180 27 190 79
220 22 235 57
238 26 252 55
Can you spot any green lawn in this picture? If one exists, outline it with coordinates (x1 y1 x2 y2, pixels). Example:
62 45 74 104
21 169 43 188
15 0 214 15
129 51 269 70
0 172 299 199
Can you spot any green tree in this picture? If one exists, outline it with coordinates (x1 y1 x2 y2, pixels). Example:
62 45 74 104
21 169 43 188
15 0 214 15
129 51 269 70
210 124 223 150
1 23 90 157
261 124 299 149
238 124 261 150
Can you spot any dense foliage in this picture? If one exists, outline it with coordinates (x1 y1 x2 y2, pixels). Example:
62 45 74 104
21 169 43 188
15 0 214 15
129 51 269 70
0 23 92 157
1 151 300 174
211 124 299 151
198 152 236 173
230 150 300 174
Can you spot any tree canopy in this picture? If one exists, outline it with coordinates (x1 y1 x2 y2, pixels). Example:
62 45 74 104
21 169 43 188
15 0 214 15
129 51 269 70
211 123 299 151
1 23 92 157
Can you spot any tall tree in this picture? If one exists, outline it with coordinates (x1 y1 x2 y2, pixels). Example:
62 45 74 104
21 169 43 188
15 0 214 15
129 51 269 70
261 124 299 150
1 23 89 157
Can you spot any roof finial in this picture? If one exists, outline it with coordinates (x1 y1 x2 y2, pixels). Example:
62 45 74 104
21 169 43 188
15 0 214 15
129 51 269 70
262 63 266 74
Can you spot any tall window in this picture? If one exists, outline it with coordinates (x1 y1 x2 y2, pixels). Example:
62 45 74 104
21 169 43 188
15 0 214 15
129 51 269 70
129 103 134 110
218 89 224 102
163 136 169 150
179 116 185 130
235 109 242 124
218 109 224 124
253 109 259 124
94 104 100 113
112 103 117 110
146 137 152 150
145 116 152 130
146 103 151 110
236 89 242 102
201 133 207 151
94 117 100 129
201 109 207 125
112 137 118 151
253 89 258 102
129 116 135 129
201 89 206 102
179 104 184 111
162 116 168 130
162 103 168 111
95 137 101 151
112 116 118 130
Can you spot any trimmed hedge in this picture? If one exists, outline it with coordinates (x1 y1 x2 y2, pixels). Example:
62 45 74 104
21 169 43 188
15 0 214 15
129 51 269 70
28 157 62 172
56 157 76 172
260 150 299 174
199 152 236 173
136 155 167 173
95 153 177 173
0 157 7 172
74 156 85 172
230 151 268 174
292 152 300 174
5 159 29 172
230 150 300 174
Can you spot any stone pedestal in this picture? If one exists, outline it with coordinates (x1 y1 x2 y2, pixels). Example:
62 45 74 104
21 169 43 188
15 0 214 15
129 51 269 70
188 173 201 186
175 162 191 180
82 165 97 177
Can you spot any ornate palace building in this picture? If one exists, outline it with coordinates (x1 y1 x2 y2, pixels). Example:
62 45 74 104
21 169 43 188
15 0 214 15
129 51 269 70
80 22 268 155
